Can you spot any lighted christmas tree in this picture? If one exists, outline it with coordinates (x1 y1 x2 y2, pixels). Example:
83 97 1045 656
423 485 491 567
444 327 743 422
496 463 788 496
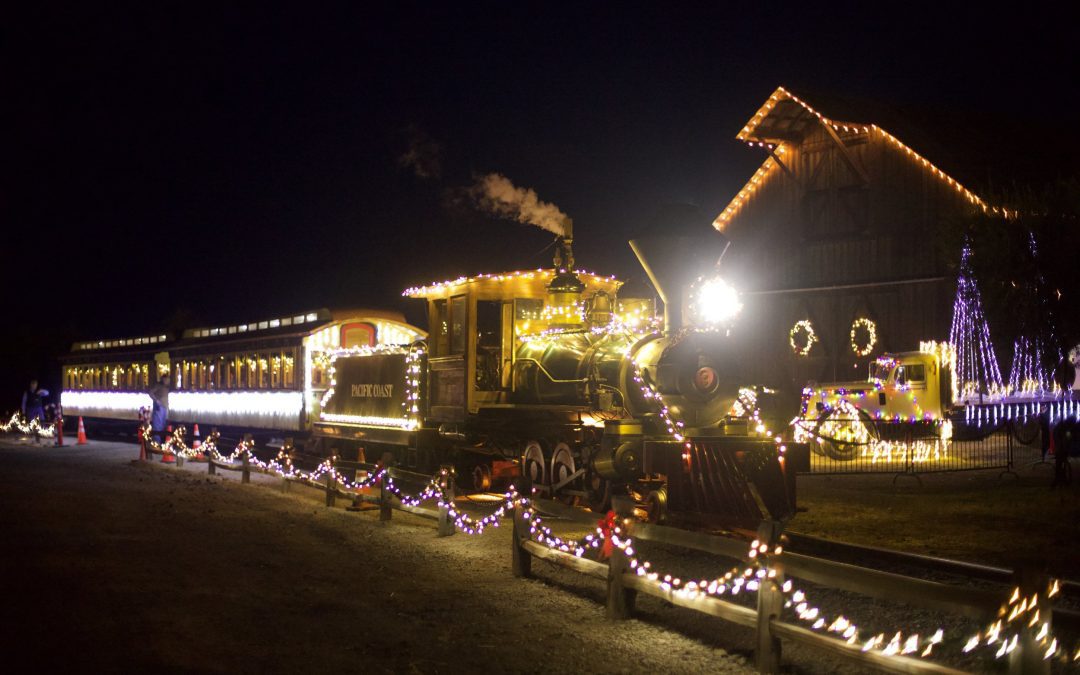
1007 232 1060 394
949 243 1004 400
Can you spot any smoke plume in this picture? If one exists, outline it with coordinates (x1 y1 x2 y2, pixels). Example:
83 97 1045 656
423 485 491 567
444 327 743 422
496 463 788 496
469 173 572 238
397 125 442 180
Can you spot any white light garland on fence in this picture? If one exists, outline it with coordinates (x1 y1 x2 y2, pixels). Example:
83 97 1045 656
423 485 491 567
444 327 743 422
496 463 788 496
0 412 57 438
135 415 1080 667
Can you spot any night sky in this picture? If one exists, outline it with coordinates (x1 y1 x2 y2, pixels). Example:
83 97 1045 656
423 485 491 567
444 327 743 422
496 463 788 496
4 3 1078 402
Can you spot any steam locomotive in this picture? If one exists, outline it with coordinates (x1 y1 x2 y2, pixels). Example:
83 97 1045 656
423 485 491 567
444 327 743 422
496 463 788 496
315 231 808 529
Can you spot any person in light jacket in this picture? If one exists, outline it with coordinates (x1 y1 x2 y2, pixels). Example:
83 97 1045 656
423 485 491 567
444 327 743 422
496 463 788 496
148 373 170 444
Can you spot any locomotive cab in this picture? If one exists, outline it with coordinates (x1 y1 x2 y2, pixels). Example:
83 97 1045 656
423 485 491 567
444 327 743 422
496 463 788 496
403 266 624 421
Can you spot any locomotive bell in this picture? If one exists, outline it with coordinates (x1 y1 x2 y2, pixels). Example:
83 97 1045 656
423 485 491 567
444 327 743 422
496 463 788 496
629 232 730 334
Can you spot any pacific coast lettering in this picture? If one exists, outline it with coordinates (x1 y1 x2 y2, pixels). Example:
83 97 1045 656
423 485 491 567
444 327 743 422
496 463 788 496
350 383 394 398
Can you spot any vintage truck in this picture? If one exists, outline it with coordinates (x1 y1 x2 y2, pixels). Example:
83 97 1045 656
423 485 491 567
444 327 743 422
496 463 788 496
793 343 1080 460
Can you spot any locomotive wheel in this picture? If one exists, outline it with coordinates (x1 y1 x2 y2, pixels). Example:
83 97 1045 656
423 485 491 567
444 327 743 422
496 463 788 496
643 487 668 524
550 442 578 505
472 463 493 492
522 440 547 487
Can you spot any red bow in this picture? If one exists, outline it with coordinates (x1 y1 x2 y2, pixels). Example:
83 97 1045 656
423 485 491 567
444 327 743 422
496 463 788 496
598 510 617 559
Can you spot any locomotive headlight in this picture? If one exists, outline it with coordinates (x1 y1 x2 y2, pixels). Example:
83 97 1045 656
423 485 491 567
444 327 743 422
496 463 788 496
690 275 743 328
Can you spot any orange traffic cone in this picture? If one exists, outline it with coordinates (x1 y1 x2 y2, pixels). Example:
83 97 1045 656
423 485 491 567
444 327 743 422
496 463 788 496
162 424 176 463
76 417 88 445
192 424 205 460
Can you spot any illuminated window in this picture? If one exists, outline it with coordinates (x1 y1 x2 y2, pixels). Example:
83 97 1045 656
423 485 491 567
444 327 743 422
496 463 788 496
271 354 282 389
283 353 295 389
340 322 375 349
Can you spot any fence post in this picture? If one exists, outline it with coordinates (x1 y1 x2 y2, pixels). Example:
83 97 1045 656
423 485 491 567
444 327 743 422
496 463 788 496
173 426 185 468
326 455 337 508
437 465 456 537
281 438 293 493
1009 567 1051 675
379 453 394 522
208 457 216 476
755 519 785 674
606 495 637 620
511 475 532 578
241 434 252 484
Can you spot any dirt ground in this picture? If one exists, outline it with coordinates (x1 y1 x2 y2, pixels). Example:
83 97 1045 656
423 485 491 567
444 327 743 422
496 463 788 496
2 436 1077 673
0 438 754 674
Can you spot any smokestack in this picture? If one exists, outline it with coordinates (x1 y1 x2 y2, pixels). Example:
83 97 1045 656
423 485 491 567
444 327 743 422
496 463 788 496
629 233 730 334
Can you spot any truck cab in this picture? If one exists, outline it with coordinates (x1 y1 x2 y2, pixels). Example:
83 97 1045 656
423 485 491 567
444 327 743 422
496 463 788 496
802 350 953 425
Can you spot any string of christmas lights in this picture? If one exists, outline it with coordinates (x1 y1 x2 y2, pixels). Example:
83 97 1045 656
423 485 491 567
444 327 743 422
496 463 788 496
136 416 1078 666
849 318 878 357
949 243 1005 400
789 320 817 357
316 343 425 430
123 317 1074 667
1007 232 1061 396
0 412 57 438
717 85 1020 231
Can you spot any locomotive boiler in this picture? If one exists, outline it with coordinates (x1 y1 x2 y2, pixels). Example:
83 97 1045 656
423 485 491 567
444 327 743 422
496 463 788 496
314 230 807 529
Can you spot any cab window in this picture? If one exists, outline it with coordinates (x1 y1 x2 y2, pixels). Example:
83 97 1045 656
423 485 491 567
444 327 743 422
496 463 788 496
476 300 503 390
895 364 926 387
450 295 467 355
433 299 449 355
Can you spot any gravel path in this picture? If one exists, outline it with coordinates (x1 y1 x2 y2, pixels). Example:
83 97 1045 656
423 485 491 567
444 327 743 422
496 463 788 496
0 439 754 674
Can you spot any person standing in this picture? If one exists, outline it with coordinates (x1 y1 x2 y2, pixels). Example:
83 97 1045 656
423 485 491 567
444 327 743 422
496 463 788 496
21 379 48 423
148 373 171 444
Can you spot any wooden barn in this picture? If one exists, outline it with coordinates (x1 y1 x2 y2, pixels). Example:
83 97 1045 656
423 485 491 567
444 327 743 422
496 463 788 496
714 86 1020 394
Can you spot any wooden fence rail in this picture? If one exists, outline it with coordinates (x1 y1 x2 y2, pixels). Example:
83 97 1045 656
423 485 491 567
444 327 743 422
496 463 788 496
145 444 456 534
511 482 1065 674
143 445 1069 674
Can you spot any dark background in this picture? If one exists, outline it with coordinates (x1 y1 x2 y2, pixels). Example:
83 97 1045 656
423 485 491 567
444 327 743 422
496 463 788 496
3 2 1078 406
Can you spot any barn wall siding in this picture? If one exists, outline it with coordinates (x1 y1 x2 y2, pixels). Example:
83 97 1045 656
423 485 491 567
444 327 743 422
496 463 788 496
722 126 969 392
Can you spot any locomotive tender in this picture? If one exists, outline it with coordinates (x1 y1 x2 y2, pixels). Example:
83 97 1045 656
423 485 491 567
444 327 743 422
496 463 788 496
316 233 807 528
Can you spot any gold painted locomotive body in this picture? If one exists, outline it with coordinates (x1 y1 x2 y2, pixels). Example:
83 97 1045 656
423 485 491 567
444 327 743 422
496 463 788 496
315 235 806 528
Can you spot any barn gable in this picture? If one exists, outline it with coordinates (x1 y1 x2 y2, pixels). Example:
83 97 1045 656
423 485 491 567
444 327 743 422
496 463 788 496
713 86 1011 391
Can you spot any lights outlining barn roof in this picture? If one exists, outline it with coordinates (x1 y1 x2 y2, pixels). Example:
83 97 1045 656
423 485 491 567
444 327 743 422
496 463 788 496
714 85 1014 231
402 269 620 298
